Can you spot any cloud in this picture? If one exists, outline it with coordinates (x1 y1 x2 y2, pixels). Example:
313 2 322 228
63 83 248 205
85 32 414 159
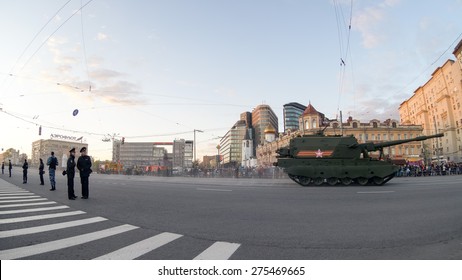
45 36 144 105
96 32 108 41
89 69 124 81
352 0 401 48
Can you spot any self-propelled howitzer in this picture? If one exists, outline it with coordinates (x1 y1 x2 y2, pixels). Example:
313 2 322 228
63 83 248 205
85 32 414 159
276 133 444 186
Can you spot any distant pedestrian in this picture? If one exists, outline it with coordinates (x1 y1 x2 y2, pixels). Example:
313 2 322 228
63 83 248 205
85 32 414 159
77 147 92 199
22 159 28 184
39 158 45 185
63 148 77 200
1 161 4 174
8 160 12 177
47 151 58 191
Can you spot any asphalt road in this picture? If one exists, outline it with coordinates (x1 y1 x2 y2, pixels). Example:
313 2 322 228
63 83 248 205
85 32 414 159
1 168 461 259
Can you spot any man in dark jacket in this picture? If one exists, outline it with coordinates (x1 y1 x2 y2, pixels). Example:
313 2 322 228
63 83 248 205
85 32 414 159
63 148 77 200
77 147 92 199
39 158 45 185
22 159 28 183
47 151 58 191
8 160 12 177
1 161 4 174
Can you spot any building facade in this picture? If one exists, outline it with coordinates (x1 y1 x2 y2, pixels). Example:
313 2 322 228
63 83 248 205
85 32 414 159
32 139 89 168
219 120 247 166
399 59 462 162
283 102 306 132
252 104 279 146
173 139 193 169
112 141 167 168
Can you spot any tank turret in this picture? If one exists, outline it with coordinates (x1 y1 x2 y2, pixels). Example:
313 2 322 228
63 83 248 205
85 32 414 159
276 133 444 186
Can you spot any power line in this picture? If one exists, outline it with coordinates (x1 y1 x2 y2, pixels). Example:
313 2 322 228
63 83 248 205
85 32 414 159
80 0 92 91
0 0 73 92
18 0 95 73
394 31 462 96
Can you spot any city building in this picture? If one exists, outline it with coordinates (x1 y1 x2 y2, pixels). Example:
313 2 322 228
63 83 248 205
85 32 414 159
32 139 88 168
112 141 167 168
173 139 193 169
299 103 326 132
283 102 306 132
399 58 462 162
252 104 278 146
454 39 462 70
257 103 424 166
241 128 257 167
219 120 247 167
1 148 21 165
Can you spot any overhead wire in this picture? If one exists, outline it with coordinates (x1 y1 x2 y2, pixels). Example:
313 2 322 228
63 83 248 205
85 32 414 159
0 0 73 93
18 0 95 73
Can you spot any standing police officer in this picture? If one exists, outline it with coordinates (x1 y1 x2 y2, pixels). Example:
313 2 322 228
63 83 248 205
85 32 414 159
47 152 58 191
63 148 77 200
77 147 92 199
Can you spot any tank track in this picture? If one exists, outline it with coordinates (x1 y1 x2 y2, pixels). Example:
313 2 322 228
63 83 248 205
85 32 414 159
288 174 395 187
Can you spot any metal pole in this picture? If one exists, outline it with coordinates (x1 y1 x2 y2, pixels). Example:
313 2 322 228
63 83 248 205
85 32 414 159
193 129 203 163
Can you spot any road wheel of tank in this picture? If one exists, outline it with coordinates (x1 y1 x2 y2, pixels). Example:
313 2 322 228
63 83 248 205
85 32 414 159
357 177 369 186
327 177 338 186
372 176 385 185
341 177 352 186
298 176 311 186
313 177 324 186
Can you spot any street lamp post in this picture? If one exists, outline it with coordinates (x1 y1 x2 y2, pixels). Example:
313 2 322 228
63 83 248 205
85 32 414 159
216 144 221 169
193 129 203 163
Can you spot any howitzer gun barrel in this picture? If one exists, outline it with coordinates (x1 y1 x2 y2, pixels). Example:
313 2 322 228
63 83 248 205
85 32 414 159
349 133 444 151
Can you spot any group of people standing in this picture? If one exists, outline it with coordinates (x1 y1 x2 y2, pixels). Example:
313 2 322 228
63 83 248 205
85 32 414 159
2 147 92 200
1 160 13 177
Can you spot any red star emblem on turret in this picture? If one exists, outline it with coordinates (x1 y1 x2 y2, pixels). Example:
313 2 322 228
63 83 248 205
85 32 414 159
316 149 323 158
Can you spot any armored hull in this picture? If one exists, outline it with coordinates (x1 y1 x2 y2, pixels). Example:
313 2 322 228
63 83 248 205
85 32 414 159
276 133 444 186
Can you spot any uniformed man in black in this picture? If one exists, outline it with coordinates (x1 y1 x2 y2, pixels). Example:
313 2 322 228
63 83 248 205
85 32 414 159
77 147 92 199
63 148 77 200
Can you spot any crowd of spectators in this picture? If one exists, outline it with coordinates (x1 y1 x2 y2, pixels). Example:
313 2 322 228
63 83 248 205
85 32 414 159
396 161 462 177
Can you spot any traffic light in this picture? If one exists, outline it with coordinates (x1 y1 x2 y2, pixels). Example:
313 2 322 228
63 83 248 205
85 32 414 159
38 126 42 136
122 137 125 144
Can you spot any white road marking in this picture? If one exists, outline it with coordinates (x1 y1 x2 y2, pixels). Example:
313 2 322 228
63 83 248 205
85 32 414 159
0 198 47 203
196 188 232 192
0 195 39 199
0 201 56 208
193 241 241 260
0 191 29 194
0 205 69 215
357 191 395 194
0 224 138 259
94 232 183 260
0 217 107 238
0 211 85 224
0 192 35 196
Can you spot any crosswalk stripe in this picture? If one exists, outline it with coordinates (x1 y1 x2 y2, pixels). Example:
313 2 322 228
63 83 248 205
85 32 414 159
0 217 107 238
0 201 56 208
0 210 85 224
0 205 69 215
0 196 39 200
0 191 29 194
0 193 35 196
94 232 183 260
0 224 139 259
193 241 241 260
0 198 47 203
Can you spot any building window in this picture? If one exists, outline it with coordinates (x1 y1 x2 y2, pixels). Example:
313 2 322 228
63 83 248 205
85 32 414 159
365 134 369 141
383 134 387 140
312 119 317 129
373 122 378 128
392 122 397 128
352 122 358 128
333 123 339 129
305 120 309 129
397 134 401 140
377 134 380 140
404 134 407 139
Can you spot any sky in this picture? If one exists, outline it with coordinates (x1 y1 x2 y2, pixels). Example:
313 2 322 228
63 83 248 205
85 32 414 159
0 0 461 161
